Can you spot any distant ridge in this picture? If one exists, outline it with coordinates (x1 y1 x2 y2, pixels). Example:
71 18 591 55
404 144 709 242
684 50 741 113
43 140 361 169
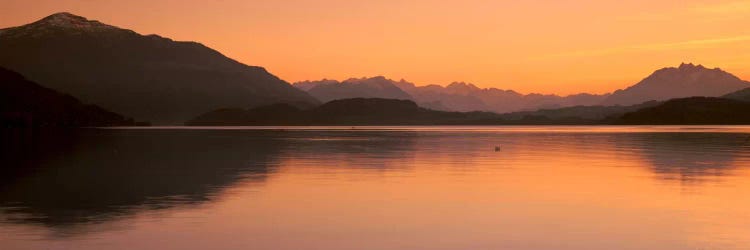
294 76 413 103
0 12 318 124
296 63 750 113
602 63 750 105
298 76 608 113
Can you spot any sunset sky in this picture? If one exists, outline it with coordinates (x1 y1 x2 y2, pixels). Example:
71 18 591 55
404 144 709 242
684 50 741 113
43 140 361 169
2 0 749 95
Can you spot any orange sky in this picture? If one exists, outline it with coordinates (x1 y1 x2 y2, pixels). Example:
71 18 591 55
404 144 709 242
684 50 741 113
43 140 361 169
2 0 749 95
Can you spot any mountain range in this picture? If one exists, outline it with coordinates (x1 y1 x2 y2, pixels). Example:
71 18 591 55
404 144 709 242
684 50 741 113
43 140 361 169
0 12 317 124
295 77 608 113
295 63 749 114
294 77 412 103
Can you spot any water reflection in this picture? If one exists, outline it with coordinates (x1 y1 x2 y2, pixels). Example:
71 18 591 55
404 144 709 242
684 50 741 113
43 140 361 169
623 133 750 184
1 127 750 247
0 129 428 234
277 131 420 170
0 129 284 232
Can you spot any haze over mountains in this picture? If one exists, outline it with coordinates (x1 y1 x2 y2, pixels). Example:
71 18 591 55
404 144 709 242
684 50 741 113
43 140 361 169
0 12 317 124
294 77 412 103
602 63 750 105
295 77 608 113
295 63 749 114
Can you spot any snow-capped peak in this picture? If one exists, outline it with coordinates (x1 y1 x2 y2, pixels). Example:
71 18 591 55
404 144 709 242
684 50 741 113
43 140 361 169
33 12 116 30
0 12 126 38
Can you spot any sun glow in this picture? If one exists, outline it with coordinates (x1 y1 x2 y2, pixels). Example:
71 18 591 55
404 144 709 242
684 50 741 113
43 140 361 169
2 0 749 95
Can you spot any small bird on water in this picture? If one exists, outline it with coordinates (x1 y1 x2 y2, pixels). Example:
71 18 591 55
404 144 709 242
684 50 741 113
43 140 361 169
494 146 501 152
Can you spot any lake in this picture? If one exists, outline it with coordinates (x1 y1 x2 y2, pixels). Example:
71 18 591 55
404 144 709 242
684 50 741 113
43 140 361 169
2 126 750 249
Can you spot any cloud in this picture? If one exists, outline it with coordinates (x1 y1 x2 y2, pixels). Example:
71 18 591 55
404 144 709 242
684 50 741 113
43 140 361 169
535 35 750 59
691 1 750 14
636 35 750 50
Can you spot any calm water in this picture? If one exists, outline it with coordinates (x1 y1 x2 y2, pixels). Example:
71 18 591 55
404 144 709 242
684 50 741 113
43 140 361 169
2 126 750 250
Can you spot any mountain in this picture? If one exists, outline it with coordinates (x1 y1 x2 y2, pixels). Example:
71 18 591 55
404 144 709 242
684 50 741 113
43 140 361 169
293 76 413 103
615 97 750 125
722 87 750 102
292 79 338 91
186 103 303 126
393 81 493 112
0 67 137 127
602 63 750 106
0 12 318 124
187 98 502 126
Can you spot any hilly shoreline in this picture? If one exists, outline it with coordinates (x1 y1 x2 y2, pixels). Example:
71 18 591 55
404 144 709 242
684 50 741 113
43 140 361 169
186 91 750 126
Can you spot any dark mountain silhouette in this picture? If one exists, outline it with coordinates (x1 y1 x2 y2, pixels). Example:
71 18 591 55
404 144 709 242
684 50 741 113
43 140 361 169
615 97 750 124
186 103 304 126
187 98 502 125
293 76 413 103
603 63 750 105
0 12 318 124
722 87 750 102
307 98 429 124
500 101 660 122
0 67 137 127
190 94 750 125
